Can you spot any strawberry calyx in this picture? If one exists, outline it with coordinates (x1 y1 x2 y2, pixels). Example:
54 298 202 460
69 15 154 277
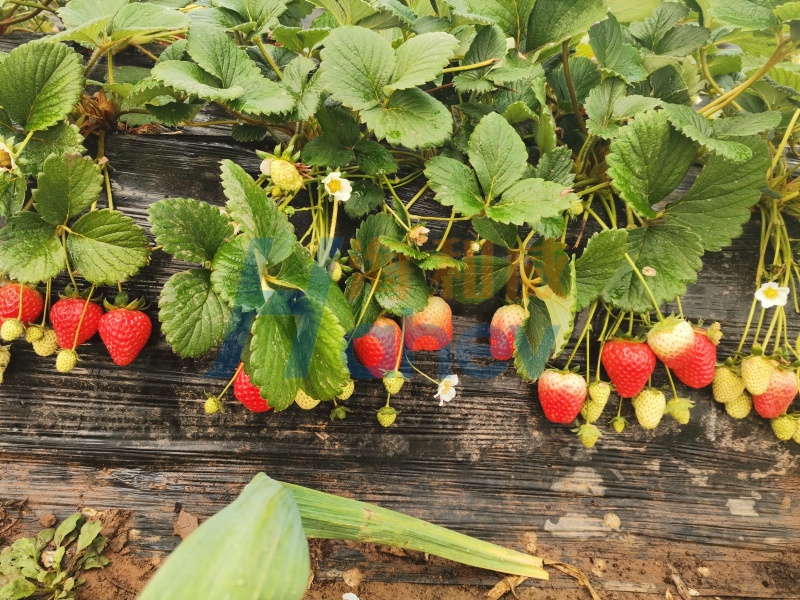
58 284 103 303
102 292 149 312
701 322 723 345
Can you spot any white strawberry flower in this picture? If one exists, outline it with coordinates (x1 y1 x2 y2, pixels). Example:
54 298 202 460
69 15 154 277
434 374 459 406
755 282 790 309
322 171 352 202
259 157 272 176
342 594 360 600
0 142 16 173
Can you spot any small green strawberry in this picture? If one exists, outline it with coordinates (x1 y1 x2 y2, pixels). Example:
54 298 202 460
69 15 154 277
204 394 225 415
329 261 343 283
665 397 694 425
725 393 753 419
631 388 666 429
581 381 611 422
741 354 775 396
609 415 628 433
771 414 797 441
712 366 744 404
377 405 398 427
295 389 320 410
383 370 405 394
25 324 44 343
337 380 355 401
0 318 24 342
32 328 59 357
270 159 304 193
55 349 78 373
0 345 10 370
573 423 601 448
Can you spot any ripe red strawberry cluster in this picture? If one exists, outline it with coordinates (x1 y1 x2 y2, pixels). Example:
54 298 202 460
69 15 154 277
354 296 453 378
0 283 152 376
535 316 722 440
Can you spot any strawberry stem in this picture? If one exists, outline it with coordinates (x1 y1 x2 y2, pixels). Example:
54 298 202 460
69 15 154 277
595 309 611 382
664 366 679 401
737 296 759 355
218 363 243 400
436 207 457 252
405 355 438 385
565 302 596 370
61 233 79 291
40 279 51 327
70 285 96 351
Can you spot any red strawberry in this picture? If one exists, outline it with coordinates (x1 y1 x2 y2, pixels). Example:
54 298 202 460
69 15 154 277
98 301 152 366
404 296 452 352
752 368 798 419
490 304 527 360
601 339 656 398
354 317 402 378
672 329 717 389
537 369 587 424
233 365 271 412
50 297 104 349
0 283 44 325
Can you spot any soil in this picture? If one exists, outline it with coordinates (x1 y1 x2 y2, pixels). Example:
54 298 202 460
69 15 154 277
0 503 798 599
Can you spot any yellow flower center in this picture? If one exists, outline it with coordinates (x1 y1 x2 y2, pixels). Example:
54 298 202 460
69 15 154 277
328 179 341 193
764 287 779 300
441 381 452 394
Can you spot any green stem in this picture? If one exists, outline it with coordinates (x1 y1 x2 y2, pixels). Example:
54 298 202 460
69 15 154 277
436 208 457 252
351 268 383 336
577 181 611 197
561 40 587 135
664 366 679 400
565 302 597 369
595 309 611 381
71 285 96 351
12 130 35 160
753 307 767 349
760 306 781 351
769 108 800 178
737 296 759 354
405 355 439 385
61 233 78 290
405 182 429 210
255 38 283 80
441 57 497 73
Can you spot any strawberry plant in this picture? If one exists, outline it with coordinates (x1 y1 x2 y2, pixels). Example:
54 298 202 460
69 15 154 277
0 0 799 445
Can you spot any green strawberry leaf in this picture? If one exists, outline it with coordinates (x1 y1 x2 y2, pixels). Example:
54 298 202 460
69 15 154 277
213 0 290 37
455 0 534 45
661 103 752 162
361 88 452 149
159 268 232 358
0 42 84 132
15 123 86 177
386 32 459 93
525 0 608 54
710 111 782 136
416 252 466 272
350 212 404 274
629 2 688 49
67 209 150 284
547 57 601 113
301 134 355 169
220 159 295 266
602 220 703 313
439 254 513 304
312 0 376 26
108 3 188 45
32 153 103 226
282 57 323 121
210 235 264 312
353 140 398 176
574 228 628 311
533 262 576 356
485 178 574 226
0 171 27 217
343 180 384 218
584 78 662 138
149 198 234 264
471 216 518 248
274 245 354 332
344 272 381 334
319 26 395 111
152 61 245 102
708 0 779 31
527 237 570 297
375 258 429 316
606 110 695 217
663 136 770 252
533 146 575 186
0 212 64 283
468 112 527 200
271 26 330 54
513 297 555 382
589 14 648 83
425 155 485 217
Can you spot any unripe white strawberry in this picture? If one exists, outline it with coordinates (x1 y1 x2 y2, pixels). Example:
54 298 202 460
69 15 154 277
270 159 303 193
725 393 752 419
631 388 666 429
713 366 744 404
646 316 694 368
295 389 320 410
740 354 775 396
